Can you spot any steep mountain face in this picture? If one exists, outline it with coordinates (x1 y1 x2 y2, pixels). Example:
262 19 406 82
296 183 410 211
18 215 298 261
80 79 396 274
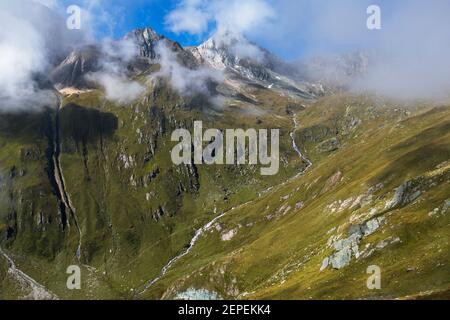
1 24 449 301
51 45 102 89
189 33 325 100
189 33 278 76
125 27 198 67
1 26 306 299
125 28 162 59
51 27 200 90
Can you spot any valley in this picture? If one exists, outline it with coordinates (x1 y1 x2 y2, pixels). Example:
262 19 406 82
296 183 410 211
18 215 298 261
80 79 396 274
0 25 449 301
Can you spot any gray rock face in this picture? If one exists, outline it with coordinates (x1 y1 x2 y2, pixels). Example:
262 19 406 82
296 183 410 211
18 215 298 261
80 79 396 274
322 216 385 271
386 182 409 209
329 246 354 269
190 32 323 99
175 288 221 300
329 232 361 269
125 28 161 59
320 257 330 272
385 181 421 210
191 32 275 75
50 45 101 89
125 27 195 64
362 217 384 236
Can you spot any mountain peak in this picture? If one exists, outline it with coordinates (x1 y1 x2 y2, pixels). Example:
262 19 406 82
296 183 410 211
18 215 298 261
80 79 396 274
127 27 160 42
124 27 162 59
192 31 271 72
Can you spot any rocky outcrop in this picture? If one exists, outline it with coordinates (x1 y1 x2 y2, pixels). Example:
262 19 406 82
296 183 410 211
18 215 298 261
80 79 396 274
125 28 161 59
321 216 385 271
326 232 360 270
152 206 166 222
385 180 422 210
175 288 221 300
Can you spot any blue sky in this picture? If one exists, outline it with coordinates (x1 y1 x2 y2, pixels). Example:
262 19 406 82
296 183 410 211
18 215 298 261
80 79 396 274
58 0 201 45
52 0 432 61
4 0 450 102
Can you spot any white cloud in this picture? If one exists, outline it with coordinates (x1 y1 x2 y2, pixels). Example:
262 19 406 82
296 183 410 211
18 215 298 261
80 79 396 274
165 0 210 35
165 0 275 36
165 0 274 64
167 0 450 100
294 0 450 100
214 31 267 62
32 0 59 9
80 0 117 39
213 0 275 35
153 41 223 101
100 37 140 72
0 0 64 110
0 13 46 97
88 73 144 104
87 38 145 103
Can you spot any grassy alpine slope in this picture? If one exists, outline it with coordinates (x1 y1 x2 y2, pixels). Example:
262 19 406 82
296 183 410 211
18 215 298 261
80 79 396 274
0 77 308 299
0 70 449 300
140 95 450 300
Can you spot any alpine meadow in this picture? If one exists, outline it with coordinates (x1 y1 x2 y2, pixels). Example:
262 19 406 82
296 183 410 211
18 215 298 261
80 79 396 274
0 0 449 301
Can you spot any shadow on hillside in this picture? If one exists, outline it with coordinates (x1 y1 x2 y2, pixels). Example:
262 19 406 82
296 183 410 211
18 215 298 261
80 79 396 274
59 103 118 147
370 121 450 186
0 104 118 147
0 109 53 143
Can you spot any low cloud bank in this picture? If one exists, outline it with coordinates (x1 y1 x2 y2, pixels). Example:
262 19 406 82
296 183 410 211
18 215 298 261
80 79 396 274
87 38 145 103
88 72 144 104
0 0 84 110
167 0 450 101
0 0 143 109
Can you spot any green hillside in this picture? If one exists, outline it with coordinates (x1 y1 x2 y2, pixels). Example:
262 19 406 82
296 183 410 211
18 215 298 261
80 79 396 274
1 80 449 300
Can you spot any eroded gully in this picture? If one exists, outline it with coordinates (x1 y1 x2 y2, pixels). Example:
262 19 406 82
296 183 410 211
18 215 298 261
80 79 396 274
51 93 82 261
